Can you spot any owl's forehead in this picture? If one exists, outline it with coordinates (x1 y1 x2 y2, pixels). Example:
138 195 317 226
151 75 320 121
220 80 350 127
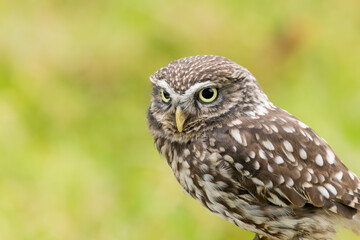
151 55 248 93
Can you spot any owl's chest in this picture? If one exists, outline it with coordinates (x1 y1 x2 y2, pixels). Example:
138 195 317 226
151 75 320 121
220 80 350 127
157 139 208 195
158 138 267 234
155 138 194 192
167 146 200 197
161 139 240 205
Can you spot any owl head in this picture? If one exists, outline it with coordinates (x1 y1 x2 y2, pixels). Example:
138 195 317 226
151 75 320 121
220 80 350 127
147 55 272 142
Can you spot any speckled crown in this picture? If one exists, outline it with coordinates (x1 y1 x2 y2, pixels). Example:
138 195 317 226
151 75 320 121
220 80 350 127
150 55 249 93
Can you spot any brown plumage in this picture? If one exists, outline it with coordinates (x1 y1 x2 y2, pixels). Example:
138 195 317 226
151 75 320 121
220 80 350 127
147 55 360 240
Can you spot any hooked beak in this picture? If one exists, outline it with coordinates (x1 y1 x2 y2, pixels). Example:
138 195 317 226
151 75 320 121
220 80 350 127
175 106 187 133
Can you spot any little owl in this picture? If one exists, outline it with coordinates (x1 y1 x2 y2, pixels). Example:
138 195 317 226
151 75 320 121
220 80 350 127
147 55 360 240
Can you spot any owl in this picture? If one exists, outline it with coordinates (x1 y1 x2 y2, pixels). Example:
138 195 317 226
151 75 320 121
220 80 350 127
147 55 360 240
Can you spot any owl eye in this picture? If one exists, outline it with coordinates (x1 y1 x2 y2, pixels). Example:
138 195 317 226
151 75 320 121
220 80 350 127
160 89 171 103
198 87 218 103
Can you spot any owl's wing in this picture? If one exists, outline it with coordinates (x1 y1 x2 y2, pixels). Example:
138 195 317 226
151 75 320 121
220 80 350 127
216 109 360 219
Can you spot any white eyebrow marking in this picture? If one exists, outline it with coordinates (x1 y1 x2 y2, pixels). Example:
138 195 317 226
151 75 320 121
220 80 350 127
156 80 181 100
182 81 214 99
156 80 215 102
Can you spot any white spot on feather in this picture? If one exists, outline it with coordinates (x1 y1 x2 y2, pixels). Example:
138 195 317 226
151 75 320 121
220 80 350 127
299 149 307 160
252 178 264 186
318 186 330 199
235 163 244 171
262 140 275 151
224 155 234 163
333 171 343 181
203 174 214 182
302 182 312 188
255 106 269 116
326 149 335 164
315 154 324 166
283 126 296 133
305 131 313 141
298 121 308 129
284 151 296 163
287 178 294 186
183 161 190 169
324 183 337 195
230 128 247 146
265 181 273 189
349 171 356 180
270 125 278 133
259 149 267 159
268 192 287 207
231 119 243 125
278 176 285 184
283 141 293 152
275 156 284 164
253 161 260 170
184 149 190 157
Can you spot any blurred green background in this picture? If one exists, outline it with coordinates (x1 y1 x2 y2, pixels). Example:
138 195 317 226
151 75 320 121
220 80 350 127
0 0 360 239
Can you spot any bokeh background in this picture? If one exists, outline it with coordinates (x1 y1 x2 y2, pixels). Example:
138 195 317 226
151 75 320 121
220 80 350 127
0 0 360 239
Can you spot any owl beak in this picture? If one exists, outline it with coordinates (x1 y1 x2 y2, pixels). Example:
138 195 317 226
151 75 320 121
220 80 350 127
175 106 187 133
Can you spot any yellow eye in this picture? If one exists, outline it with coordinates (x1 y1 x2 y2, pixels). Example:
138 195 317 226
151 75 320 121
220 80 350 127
160 89 171 103
198 87 218 103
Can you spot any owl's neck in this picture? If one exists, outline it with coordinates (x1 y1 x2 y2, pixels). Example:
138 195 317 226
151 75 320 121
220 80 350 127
240 85 275 117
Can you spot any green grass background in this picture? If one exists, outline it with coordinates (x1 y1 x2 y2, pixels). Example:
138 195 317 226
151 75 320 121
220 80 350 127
0 0 360 239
